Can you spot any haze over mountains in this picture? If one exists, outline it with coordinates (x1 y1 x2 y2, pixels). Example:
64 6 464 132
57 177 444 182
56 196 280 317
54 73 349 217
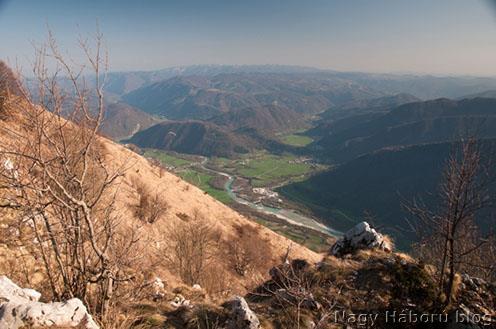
108 65 496 100
121 73 338 120
98 65 496 159
4 0 496 325
68 64 496 247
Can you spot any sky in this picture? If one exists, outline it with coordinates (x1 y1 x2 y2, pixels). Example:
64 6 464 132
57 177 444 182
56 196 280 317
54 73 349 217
1 0 496 76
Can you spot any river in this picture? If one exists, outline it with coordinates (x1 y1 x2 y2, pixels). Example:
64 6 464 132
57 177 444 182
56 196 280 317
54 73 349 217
199 158 342 237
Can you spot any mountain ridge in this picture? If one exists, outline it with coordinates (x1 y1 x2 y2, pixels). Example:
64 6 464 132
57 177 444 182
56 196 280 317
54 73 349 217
314 97 496 162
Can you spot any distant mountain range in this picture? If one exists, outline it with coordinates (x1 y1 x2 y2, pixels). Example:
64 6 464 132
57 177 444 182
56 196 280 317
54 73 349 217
105 65 496 100
103 67 496 154
105 64 326 95
120 73 374 120
209 103 306 134
110 67 496 164
312 97 496 162
317 93 421 121
329 71 496 99
91 65 496 161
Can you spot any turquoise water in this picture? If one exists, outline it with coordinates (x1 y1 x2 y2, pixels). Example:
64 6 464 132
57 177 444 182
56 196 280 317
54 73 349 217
223 173 341 237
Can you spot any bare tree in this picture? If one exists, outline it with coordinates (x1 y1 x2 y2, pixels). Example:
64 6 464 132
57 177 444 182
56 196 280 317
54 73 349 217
162 211 220 286
406 138 494 306
227 224 271 277
0 30 137 319
263 259 327 329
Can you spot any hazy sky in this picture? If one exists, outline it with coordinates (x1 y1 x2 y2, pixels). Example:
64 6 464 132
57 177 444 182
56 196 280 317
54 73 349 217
1 0 496 75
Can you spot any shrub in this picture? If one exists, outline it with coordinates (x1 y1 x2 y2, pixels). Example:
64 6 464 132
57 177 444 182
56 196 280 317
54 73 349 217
163 211 222 289
226 224 272 277
132 178 168 223
389 260 440 311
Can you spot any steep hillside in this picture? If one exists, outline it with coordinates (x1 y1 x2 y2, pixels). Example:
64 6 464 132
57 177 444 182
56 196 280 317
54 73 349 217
100 102 161 140
280 140 496 249
0 62 23 98
315 97 496 162
0 88 320 305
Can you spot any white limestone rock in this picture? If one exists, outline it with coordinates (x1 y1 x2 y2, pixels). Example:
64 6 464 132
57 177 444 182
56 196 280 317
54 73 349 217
0 276 99 329
170 294 191 308
331 221 392 257
0 276 41 304
226 296 260 329
152 277 166 300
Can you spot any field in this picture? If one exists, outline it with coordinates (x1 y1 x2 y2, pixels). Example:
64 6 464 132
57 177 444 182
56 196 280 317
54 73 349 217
236 154 315 187
143 149 232 204
210 153 320 186
143 149 332 250
280 133 314 147
143 149 191 167
179 169 232 204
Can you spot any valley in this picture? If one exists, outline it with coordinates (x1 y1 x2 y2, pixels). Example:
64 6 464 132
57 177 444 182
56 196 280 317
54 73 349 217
110 67 496 251
140 148 337 251
3 2 496 327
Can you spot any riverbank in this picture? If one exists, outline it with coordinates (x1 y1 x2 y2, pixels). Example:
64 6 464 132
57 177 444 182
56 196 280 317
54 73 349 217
142 149 342 250
201 157 341 237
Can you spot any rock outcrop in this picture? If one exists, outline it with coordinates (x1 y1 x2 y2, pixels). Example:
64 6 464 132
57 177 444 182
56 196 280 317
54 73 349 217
454 274 496 328
0 276 99 329
152 277 166 300
170 294 191 308
331 221 392 257
227 296 260 329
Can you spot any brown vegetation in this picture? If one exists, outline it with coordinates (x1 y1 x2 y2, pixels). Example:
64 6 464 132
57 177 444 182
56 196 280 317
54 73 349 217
0 31 142 325
227 223 272 277
161 210 224 292
131 177 168 223
0 34 321 329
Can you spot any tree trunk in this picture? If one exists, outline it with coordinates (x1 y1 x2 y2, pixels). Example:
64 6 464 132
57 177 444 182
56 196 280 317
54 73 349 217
101 275 114 316
445 237 455 307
